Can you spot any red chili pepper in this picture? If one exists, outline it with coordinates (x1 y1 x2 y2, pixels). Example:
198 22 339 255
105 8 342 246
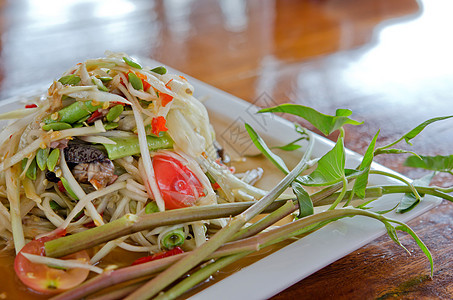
212 182 221 190
25 104 38 108
86 110 102 123
160 93 173 107
57 181 66 193
165 79 173 90
151 116 168 136
131 247 184 266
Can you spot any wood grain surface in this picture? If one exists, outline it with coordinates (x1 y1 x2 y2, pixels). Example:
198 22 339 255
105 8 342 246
0 0 452 299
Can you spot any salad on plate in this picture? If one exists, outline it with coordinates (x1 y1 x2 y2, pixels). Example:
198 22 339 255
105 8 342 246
0 52 452 299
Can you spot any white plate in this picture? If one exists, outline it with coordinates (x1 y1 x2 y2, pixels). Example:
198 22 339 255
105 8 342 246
0 60 442 300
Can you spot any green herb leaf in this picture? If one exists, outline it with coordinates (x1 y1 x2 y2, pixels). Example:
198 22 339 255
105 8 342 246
123 57 142 69
298 137 345 186
58 75 81 85
404 155 453 173
394 224 434 277
245 123 289 174
397 173 435 213
150 66 167 75
258 104 363 136
272 123 308 151
351 130 379 199
128 72 144 90
403 115 453 145
292 181 313 218
273 144 302 151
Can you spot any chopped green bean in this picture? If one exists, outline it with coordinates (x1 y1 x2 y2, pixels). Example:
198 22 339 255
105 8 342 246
161 228 186 249
99 76 113 82
36 148 50 171
92 77 109 92
106 105 124 122
22 158 37 180
123 57 142 69
128 72 143 90
104 122 119 130
145 201 159 214
42 122 72 131
150 66 167 75
60 177 78 200
49 200 63 210
58 75 81 85
102 134 173 160
44 101 102 124
47 149 60 172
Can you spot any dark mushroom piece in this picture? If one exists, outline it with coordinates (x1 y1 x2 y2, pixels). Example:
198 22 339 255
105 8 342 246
64 144 117 190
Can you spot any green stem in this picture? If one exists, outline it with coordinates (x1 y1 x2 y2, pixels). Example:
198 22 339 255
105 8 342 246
45 201 291 258
125 149 312 300
374 136 404 155
155 251 253 300
370 169 422 201
328 176 348 210
232 200 298 241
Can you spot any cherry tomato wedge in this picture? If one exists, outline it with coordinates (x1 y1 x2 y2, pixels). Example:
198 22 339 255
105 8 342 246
14 229 90 294
153 153 204 210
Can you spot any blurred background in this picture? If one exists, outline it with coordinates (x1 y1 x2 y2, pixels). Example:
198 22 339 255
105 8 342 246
1 0 453 298
1 0 452 178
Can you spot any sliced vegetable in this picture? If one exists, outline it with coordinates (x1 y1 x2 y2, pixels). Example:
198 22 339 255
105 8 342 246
42 122 72 131
14 229 90 294
22 158 37 180
160 93 173 107
161 228 186 249
145 201 159 214
102 135 173 160
151 116 168 136
58 75 81 85
36 148 50 171
106 104 124 122
47 149 60 172
150 66 167 75
128 72 143 90
131 247 183 266
104 122 119 130
153 153 204 210
92 77 109 92
99 76 113 83
44 101 102 124
59 177 79 200
123 57 142 69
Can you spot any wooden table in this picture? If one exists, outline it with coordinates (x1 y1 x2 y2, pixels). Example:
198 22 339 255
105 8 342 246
1 0 452 298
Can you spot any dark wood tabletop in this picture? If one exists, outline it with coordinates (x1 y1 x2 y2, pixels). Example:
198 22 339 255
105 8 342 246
1 0 452 299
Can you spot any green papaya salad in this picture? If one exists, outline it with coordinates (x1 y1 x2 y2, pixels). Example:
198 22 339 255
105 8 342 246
0 52 270 294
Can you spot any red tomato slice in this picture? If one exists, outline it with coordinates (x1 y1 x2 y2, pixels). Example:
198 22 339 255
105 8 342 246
153 153 204 210
14 229 90 294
